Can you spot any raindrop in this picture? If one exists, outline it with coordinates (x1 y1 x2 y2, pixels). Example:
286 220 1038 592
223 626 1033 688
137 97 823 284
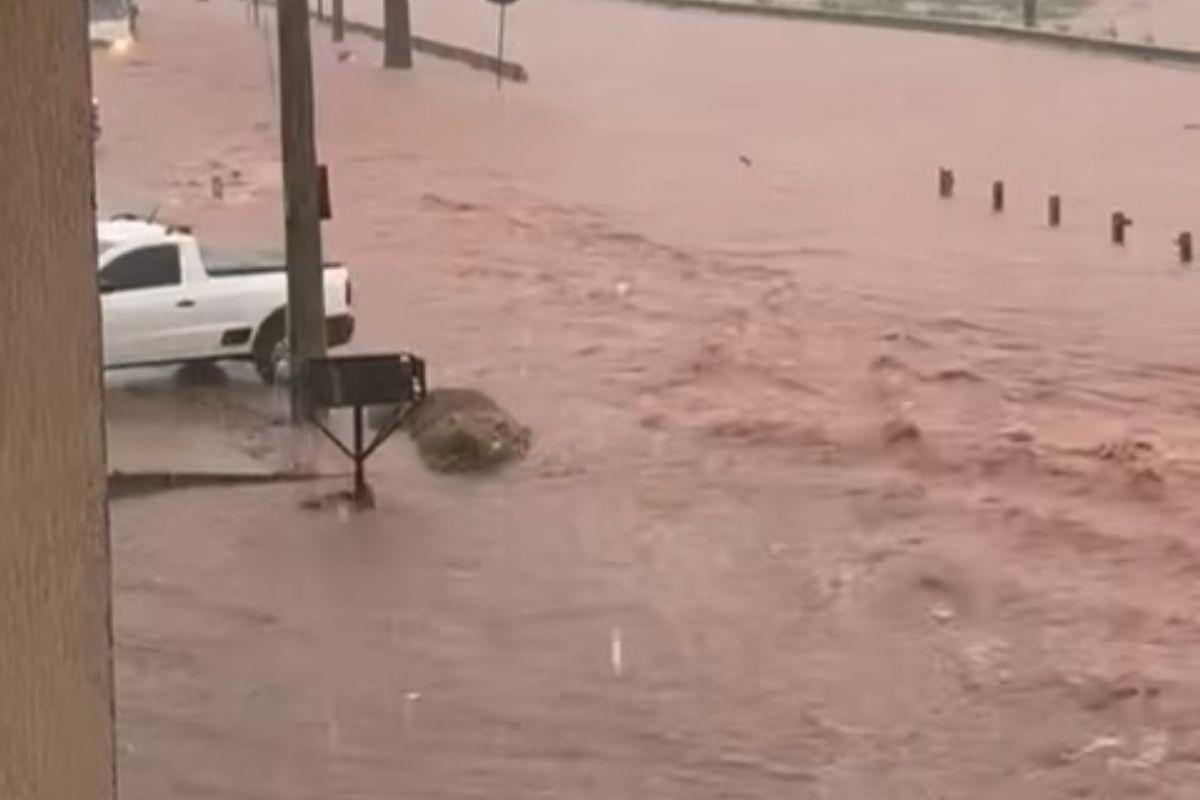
610 627 624 678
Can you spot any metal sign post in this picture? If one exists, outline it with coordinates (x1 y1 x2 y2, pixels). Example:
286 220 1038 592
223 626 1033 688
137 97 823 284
486 0 520 89
300 353 427 503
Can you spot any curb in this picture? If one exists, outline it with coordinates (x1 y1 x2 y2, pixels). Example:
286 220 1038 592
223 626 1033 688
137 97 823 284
108 469 337 499
241 0 529 82
625 0 1200 67
341 18 530 83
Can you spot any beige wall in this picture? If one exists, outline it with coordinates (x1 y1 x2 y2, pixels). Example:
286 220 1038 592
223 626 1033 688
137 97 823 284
0 1 115 799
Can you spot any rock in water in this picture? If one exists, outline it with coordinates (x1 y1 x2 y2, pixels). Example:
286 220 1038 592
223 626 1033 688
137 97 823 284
369 388 532 474
882 415 921 445
410 389 532 473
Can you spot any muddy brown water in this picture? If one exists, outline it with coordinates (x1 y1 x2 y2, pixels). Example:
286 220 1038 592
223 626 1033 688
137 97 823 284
98 0 1200 797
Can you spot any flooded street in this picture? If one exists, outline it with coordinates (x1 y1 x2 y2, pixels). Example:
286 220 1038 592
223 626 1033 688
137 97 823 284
100 0 1200 796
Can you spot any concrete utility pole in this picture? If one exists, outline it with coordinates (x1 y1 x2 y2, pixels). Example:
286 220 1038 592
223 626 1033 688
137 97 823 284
332 0 344 42
384 0 413 69
277 0 328 422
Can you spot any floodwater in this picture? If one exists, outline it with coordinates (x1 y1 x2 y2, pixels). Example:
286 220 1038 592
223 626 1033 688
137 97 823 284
99 0 1200 797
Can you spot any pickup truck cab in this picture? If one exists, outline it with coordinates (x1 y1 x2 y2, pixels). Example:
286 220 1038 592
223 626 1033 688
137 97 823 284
97 217 354 383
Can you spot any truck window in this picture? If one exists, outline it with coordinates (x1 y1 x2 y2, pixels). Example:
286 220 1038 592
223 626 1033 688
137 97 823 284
101 245 181 292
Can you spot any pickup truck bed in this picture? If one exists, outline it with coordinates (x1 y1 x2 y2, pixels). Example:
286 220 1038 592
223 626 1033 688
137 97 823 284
200 247 342 276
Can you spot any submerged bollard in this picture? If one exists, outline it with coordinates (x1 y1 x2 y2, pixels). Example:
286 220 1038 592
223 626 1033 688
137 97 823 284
1048 194 1061 227
938 167 955 199
1177 232 1193 264
992 180 1005 213
1111 212 1132 246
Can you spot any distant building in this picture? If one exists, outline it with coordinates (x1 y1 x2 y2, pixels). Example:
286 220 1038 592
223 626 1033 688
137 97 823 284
1 0 115 798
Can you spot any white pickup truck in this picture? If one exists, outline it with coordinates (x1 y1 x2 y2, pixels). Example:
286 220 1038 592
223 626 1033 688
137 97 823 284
98 217 354 383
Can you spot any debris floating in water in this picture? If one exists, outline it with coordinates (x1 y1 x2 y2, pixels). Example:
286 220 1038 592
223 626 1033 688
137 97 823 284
368 388 532 474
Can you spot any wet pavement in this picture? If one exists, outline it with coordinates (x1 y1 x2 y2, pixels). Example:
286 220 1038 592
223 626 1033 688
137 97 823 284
102 0 1200 797
104 365 284 474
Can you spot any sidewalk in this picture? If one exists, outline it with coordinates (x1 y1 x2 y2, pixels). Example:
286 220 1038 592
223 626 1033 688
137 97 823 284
103 363 365 485
104 366 290 476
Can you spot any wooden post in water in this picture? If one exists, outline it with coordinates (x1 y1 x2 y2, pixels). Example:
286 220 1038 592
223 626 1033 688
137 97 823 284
1023 0 1037 28
1111 212 1132 246
384 0 414 69
938 167 955 198
1177 232 1193 264
992 180 1005 213
332 0 344 41
1048 194 1061 227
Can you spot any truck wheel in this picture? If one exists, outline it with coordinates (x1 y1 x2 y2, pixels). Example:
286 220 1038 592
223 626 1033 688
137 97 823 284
252 315 287 385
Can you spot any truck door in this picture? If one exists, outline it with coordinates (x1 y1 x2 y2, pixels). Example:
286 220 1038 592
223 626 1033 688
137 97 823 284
99 243 196 366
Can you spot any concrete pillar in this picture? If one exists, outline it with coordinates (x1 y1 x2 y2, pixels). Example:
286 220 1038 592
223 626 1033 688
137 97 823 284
0 1 116 798
384 0 414 69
